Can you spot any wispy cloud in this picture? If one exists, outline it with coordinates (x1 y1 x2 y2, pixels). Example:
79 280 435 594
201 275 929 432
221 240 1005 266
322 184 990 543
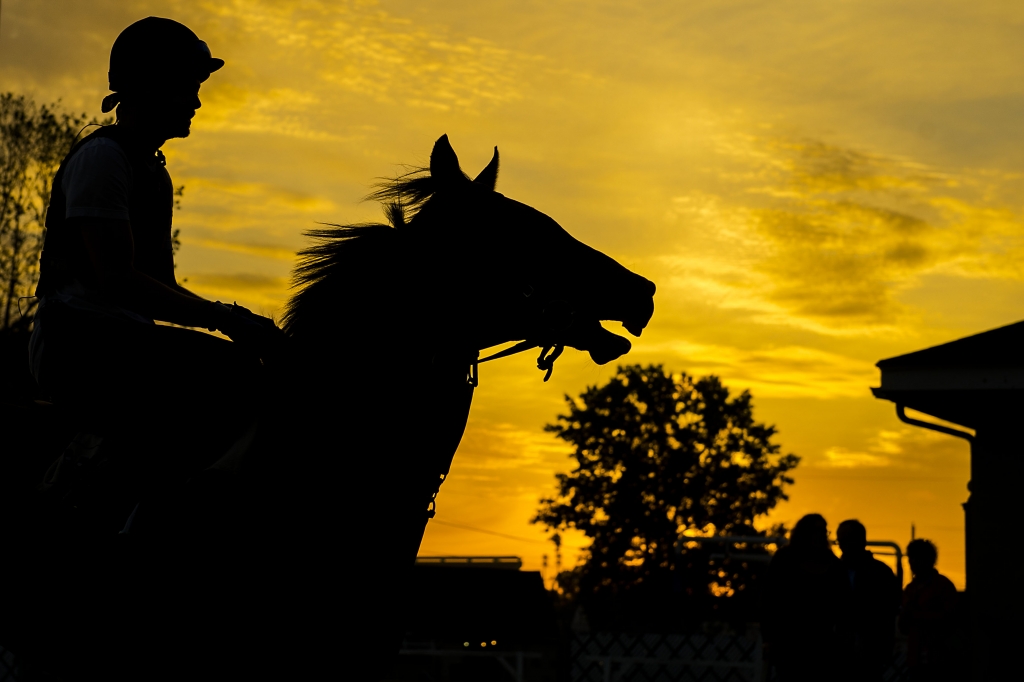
171 176 338 215
668 136 1024 335
186 238 296 262
637 339 877 399
458 421 570 477
814 425 969 470
198 0 542 117
185 273 289 312
822 447 890 468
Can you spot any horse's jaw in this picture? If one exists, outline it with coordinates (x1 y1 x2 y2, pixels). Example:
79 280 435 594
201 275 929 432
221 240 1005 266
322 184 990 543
561 317 632 365
566 275 656 364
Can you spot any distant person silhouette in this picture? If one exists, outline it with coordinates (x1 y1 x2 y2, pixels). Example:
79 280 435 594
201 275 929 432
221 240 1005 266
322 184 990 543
899 539 958 682
30 17 281 529
835 519 899 681
763 513 847 682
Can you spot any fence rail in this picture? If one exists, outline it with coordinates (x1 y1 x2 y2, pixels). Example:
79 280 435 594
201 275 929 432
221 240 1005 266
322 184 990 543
571 632 763 682
571 632 910 682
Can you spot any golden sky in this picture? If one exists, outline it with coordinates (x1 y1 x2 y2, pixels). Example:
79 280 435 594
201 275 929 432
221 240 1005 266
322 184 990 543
6 0 1024 588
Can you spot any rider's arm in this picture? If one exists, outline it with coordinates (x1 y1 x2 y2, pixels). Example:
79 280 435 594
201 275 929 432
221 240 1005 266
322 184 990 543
61 138 267 336
168 274 206 301
169 279 209 303
153 233 207 301
76 216 224 328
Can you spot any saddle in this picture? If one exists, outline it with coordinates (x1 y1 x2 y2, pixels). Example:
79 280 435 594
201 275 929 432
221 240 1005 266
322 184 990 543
31 397 258 541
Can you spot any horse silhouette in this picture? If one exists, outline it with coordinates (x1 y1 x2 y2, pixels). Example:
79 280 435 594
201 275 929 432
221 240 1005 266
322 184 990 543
6 135 656 680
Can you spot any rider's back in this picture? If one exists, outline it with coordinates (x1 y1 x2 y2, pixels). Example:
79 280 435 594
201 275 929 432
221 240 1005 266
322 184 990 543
38 125 175 301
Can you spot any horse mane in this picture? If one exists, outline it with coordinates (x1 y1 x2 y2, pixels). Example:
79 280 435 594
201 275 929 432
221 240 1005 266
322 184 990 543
281 168 438 337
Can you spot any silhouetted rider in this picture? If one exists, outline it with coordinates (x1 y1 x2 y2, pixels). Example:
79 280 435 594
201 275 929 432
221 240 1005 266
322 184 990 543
30 17 280 527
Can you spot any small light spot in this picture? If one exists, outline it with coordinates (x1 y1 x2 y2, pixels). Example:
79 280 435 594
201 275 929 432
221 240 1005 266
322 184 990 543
463 642 469 647
480 642 487 647
491 640 497 645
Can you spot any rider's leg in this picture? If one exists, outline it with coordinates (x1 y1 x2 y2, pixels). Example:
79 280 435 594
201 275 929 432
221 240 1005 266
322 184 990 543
32 301 268 680
37 300 264 470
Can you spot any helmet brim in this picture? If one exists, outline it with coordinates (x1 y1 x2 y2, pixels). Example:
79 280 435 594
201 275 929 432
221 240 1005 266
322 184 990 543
198 57 225 82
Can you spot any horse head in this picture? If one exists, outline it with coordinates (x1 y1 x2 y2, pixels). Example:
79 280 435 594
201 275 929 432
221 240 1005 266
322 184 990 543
284 135 654 378
390 134 655 372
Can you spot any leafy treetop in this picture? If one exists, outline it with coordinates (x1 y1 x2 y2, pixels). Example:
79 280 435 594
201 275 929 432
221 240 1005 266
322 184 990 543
533 364 798 602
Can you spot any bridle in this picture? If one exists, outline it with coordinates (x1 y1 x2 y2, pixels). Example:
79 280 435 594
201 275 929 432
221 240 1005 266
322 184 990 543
466 279 576 386
429 287 573 521
470 340 565 386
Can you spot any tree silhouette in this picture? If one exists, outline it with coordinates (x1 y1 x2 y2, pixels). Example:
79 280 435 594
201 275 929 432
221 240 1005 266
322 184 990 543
0 94 109 331
533 364 798 626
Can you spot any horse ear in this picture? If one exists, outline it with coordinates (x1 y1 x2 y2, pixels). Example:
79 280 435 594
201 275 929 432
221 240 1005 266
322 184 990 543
430 134 465 182
473 147 499 191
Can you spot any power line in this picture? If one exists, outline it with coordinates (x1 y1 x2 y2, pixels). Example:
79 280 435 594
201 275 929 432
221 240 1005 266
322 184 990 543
795 475 962 482
429 519 548 544
429 518 586 550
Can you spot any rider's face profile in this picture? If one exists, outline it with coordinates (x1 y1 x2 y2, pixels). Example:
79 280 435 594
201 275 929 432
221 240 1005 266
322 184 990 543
154 80 202 140
122 79 202 141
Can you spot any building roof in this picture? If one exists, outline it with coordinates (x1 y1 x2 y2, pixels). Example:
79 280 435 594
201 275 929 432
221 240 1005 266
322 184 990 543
873 318 1024 428
877 319 1024 370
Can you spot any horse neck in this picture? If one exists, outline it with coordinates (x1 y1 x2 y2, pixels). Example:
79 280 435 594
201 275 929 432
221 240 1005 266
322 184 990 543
278 231 497 481
283 301 478 471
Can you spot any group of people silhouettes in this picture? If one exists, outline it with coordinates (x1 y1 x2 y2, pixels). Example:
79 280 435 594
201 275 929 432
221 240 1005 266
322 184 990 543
763 514 959 682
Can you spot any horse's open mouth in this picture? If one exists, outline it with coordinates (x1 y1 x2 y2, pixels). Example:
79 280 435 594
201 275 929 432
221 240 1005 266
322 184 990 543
563 295 654 365
566 319 632 365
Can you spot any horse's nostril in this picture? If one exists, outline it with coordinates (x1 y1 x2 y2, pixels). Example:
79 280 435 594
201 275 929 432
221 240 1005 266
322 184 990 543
644 279 657 297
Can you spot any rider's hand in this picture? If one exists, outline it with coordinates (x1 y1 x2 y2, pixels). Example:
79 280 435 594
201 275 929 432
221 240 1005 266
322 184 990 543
221 302 280 333
208 301 285 357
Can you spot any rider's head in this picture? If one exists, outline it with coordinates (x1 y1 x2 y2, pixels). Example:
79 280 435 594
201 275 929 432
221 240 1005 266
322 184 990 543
102 17 224 142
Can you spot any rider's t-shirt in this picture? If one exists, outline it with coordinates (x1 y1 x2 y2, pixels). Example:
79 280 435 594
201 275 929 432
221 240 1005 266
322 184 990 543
30 137 154 383
63 137 133 222
45 136 152 324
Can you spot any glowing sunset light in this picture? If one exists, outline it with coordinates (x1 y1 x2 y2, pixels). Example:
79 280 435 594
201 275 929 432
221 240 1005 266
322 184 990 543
6 0 1022 587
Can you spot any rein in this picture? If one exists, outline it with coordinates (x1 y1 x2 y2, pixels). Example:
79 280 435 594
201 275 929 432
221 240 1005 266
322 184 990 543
471 340 564 386
466 281 575 386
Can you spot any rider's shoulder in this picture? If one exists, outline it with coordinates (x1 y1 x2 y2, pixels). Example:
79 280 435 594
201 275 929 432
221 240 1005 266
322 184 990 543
63 133 132 192
69 133 131 169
